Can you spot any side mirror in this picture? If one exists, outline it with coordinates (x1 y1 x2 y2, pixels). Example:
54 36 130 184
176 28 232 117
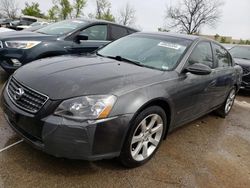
184 63 212 75
76 34 88 42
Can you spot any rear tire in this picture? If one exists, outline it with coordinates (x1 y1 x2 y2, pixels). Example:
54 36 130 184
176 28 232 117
119 106 167 168
216 87 236 118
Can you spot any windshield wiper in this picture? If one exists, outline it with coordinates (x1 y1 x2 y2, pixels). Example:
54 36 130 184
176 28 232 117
35 31 45 34
115 56 142 66
234 57 250 61
96 53 142 66
240 57 250 61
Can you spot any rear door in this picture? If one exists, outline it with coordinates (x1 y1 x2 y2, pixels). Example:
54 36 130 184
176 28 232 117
210 43 235 107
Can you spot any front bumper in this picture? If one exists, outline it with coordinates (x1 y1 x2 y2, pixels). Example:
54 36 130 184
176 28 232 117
0 47 38 73
1 88 133 160
240 74 250 90
0 49 25 73
240 82 250 90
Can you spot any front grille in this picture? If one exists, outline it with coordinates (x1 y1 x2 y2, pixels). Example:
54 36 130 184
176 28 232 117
7 77 49 113
243 74 250 83
242 66 250 76
0 41 3 48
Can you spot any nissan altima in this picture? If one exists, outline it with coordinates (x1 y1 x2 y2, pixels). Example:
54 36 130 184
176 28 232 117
1 32 242 167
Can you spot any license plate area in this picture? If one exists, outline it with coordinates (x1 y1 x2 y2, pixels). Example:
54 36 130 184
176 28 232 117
4 105 19 123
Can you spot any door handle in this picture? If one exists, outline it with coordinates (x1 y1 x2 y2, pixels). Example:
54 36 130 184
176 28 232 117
204 80 216 92
209 80 216 87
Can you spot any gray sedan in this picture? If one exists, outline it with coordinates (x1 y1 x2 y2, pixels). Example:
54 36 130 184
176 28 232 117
1 32 242 167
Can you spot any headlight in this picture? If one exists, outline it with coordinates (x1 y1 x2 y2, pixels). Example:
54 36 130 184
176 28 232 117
54 95 117 121
5 41 41 49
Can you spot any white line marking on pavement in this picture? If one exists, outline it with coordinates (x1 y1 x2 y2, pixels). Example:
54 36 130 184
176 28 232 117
0 139 24 153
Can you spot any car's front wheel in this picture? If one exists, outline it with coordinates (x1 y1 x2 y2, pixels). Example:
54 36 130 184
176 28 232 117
120 106 167 168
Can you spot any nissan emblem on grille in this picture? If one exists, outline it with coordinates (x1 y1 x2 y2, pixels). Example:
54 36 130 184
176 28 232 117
13 88 24 101
7 77 49 113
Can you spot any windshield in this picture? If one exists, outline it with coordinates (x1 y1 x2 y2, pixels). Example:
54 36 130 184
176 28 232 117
230 46 250 60
98 34 192 71
36 20 87 35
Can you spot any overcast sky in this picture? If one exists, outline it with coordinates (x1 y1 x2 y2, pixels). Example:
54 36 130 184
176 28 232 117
18 0 250 39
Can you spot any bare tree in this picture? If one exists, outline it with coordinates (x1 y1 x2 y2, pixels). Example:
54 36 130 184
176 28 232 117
96 0 110 19
0 0 19 19
73 0 87 18
95 0 115 22
165 0 223 34
117 3 136 26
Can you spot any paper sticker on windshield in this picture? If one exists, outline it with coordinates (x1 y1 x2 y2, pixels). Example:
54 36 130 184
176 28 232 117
162 65 169 70
158 42 181 50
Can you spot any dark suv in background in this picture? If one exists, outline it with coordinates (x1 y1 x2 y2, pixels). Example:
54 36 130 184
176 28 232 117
229 45 250 90
0 19 138 73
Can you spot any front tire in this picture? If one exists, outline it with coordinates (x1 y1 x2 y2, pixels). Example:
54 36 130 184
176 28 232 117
119 106 167 168
216 87 236 118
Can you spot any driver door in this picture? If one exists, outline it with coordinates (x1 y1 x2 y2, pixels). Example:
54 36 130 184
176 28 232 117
174 41 217 126
71 24 110 54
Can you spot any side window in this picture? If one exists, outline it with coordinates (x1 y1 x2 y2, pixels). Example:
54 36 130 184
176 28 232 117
188 42 213 68
213 44 231 67
110 25 128 40
80 25 107 40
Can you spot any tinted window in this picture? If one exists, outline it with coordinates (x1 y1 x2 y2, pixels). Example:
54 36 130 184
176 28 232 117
188 42 213 68
110 25 128 40
98 35 192 71
81 25 107 40
128 29 136 34
213 44 231 67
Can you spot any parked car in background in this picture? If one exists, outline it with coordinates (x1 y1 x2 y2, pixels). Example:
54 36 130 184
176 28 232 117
1 32 242 167
0 18 13 27
0 27 15 33
230 45 250 90
17 21 49 30
0 19 138 73
222 43 235 50
8 16 46 30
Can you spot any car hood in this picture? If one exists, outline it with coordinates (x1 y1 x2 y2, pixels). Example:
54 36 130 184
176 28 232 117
0 28 15 33
234 58 250 67
0 31 57 41
13 55 165 100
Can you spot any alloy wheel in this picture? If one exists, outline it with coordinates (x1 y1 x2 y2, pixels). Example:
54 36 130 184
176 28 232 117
225 89 236 114
130 114 164 161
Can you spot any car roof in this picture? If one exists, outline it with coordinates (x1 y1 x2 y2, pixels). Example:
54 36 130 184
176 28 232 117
232 45 250 48
136 32 200 41
73 18 139 31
